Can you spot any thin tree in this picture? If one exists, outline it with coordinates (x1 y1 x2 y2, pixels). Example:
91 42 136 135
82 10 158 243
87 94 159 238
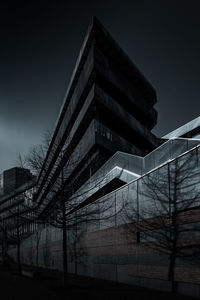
123 149 200 293
0 219 9 266
34 221 44 267
45 153 117 287
16 129 52 177
5 192 36 274
17 129 124 286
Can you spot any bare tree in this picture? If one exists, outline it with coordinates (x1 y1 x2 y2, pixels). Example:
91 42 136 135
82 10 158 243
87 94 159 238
123 149 200 293
15 153 28 170
68 224 87 275
0 219 9 266
15 129 52 177
45 153 118 287
34 222 44 267
16 128 124 286
4 190 37 275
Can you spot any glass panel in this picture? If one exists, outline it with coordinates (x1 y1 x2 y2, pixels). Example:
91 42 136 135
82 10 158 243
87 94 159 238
187 138 200 150
153 140 171 168
170 150 200 211
86 201 100 232
139 164 170 219
169 139 188 160
99 193 116 230
116 182 138 227
144 151 155 173
119 152 143 175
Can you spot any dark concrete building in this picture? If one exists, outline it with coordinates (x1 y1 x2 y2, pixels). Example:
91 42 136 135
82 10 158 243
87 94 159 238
3 167 33 194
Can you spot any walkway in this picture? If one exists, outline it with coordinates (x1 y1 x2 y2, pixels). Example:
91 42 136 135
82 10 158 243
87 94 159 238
0 264 196 300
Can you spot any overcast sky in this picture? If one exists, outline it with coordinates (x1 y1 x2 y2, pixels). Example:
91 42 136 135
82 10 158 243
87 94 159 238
0 0 200 173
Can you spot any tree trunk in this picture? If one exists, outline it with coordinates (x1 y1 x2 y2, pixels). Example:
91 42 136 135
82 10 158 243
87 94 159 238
36 241 39 267
2 229 8 266
169 163 178 294
74 245 77 275
62 199 68 287
75 213 78 275
168 253 177 293
17 223 21 275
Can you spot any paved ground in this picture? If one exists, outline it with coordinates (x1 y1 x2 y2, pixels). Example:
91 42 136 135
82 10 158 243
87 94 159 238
0 263 197 300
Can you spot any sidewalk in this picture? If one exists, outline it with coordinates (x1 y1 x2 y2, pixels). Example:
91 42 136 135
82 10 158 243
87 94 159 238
0 263 197 300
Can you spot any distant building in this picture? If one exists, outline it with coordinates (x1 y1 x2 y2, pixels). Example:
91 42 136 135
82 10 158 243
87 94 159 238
0 173 3 195
2 167 33 195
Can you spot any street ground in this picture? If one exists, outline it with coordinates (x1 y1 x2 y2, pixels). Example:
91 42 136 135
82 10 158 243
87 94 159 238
0 263 197 300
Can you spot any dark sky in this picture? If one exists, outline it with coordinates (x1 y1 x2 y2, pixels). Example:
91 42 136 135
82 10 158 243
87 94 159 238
0 0 200 173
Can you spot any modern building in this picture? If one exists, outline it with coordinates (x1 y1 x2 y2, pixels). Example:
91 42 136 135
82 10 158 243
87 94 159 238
2 18 200 297
35 16 158 218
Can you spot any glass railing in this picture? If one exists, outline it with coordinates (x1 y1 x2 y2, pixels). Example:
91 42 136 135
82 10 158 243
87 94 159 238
144 138 200 173
82 144 200 232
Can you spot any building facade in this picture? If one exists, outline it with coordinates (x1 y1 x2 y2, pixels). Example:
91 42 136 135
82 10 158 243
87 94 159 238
34 16 158 218
2 18 200 297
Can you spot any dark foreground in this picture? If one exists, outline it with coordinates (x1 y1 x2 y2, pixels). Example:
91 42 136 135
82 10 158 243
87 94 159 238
0 264 196 300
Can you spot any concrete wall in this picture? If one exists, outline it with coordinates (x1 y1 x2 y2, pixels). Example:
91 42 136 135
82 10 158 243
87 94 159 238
8 221 200 298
